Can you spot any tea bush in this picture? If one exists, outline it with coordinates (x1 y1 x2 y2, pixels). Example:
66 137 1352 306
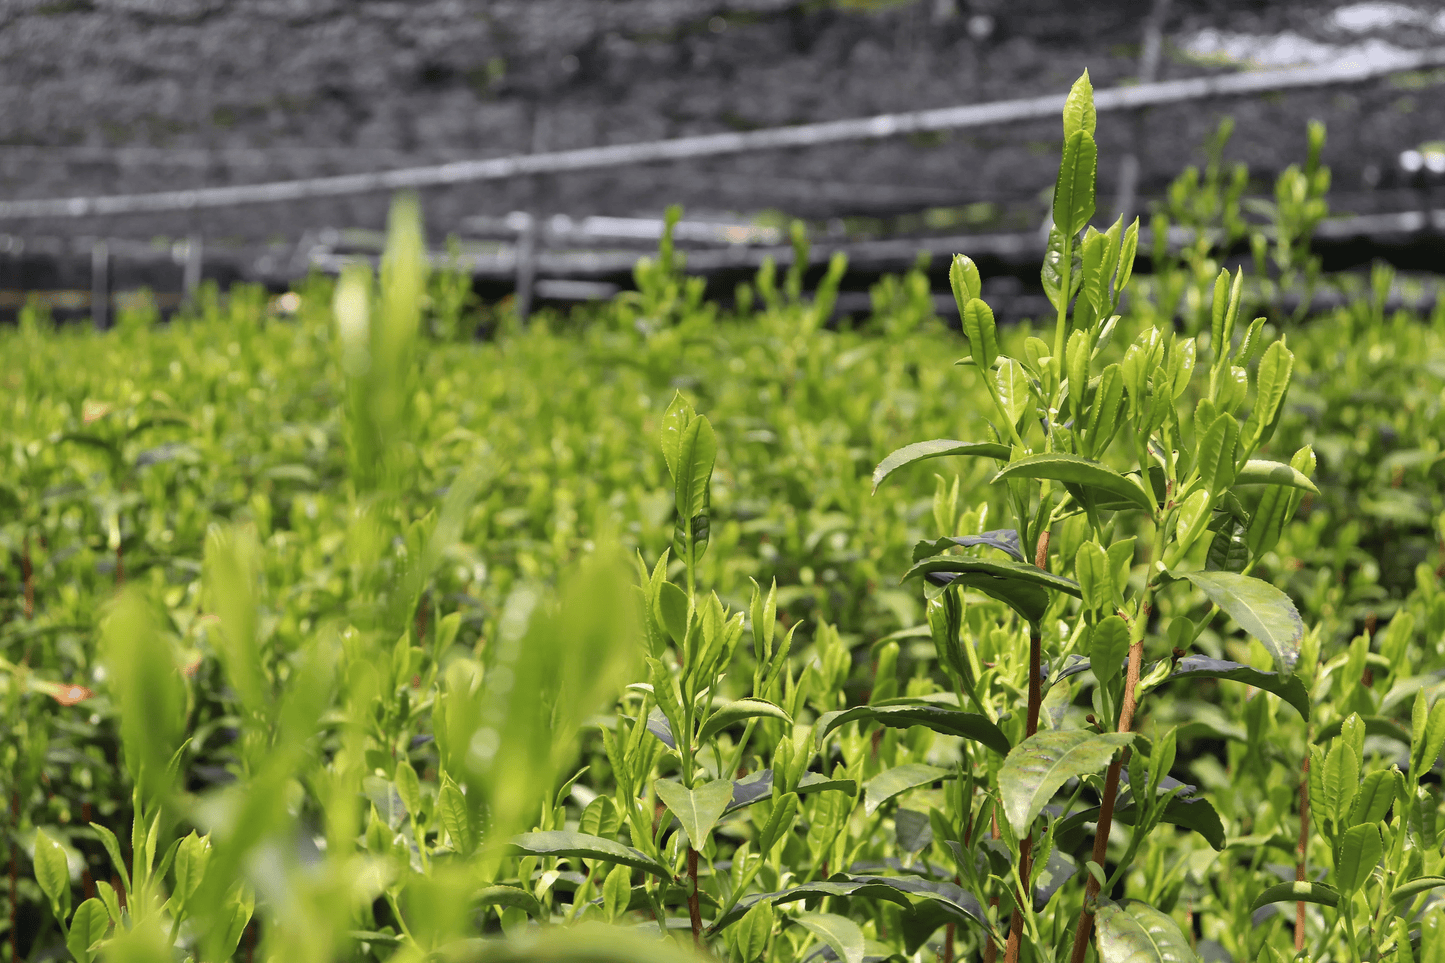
3 73 1445 963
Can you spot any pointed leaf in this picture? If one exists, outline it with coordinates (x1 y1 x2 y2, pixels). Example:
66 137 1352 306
962 299 1000 372
1053 130 1098 237
654 779 734 849
903 555 1081 598
476 885 546 918
699 699 792 743
996 358 1032 426
67 898 109 963
820 704 1010 756
864 764 953 816
1250 880 1340 913
1234 459 1317 493
992 453 1152 512
1095 898 1201 963
873 440 1011 492
1390 876 1445 908
1169 656 1310 722
33 828 70 917
792 912 865 963
1177 571 1302 674
506 831 671 878
1000 730 1133 836
1336 823 1383 895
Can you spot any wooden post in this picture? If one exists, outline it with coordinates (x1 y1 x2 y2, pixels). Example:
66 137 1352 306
1115 0 1171 221
91 239 109 330
514 108 549 324
513 212 539 323
183 233 203 303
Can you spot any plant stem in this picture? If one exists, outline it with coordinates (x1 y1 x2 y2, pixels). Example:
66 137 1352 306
984 809 1001 963
686 847 703 947
1296 752 1310 952
1005 618 1046 963
1068 634 1147 963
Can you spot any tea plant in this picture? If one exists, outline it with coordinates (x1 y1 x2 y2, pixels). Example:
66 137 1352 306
6 68 1445 963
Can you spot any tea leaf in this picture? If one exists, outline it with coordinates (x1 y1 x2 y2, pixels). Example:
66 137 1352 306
1336 823 1383 895
903 555 1081 598
699 699 792 742
962 298 1000 372
732 900 776 962
1177 571 1303 674
1390 876 1445 908
88 823 130 893
654 778 734 848
996 358 1032 427
438 780 476 856
66 898 109 963
1168 656 1310 721
1089 617 1131 686
1062 70 1096 139
1234 459 1318 492
1094 898 1198 963
1000 730 1133 836
33 828 70 918
792 912 865 963
820 704 1010 756
1249 880 1340 913
949 254 982 306
872 439 1010 493
913 530 1024 564
1054 130 1098 237
992 453 1153 513
506 831 670 878
864 763 953 816
476 885 546 919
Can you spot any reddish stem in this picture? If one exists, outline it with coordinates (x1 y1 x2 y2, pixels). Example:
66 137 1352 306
1069 637 1146 963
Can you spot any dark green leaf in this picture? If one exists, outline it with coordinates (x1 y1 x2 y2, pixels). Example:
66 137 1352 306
992 453 1152 512
1205 516 1250 573
819 704 1010 756
872 440 1010 493
506 831 671 878
1169 657 1310 722
903 556 1081 599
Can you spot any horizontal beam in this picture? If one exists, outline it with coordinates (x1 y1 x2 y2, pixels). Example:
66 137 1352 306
2 48 1443 220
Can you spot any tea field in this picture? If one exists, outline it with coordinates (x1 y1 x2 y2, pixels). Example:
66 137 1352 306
4 78 1445 963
